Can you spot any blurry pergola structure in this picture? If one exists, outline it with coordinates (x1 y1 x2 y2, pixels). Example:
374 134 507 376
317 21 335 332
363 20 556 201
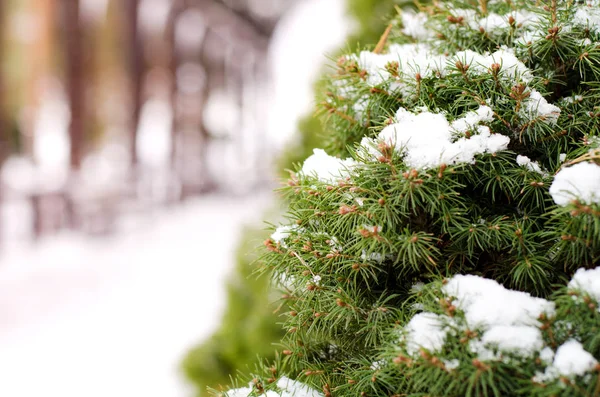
0 0 299 241
163 0 274 197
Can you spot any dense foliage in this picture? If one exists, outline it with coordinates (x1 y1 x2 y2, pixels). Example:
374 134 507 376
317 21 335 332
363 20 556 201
222 1 600 396
182 1 401 395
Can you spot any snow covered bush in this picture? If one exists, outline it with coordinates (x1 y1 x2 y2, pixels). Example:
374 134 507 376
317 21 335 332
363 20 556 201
184 1 400 395
221 1 600 396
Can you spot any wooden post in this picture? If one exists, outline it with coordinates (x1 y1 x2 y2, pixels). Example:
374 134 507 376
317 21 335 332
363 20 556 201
64 0 85 170
0 0 3 247
166 0 182 170
123 0 143 167
0 0 6 162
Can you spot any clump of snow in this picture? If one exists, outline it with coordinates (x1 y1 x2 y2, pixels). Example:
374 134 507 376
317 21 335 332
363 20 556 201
522 90 561 124
534 340 598 383
478 12 508 32
549 162 600 206
225 386 253 397
562 95 584 105
402 275 556 362
225 377 323 397
516 155 545 175
301 149 356 183
443 275 555 329
276 376 324 397
471 325 545 360
443 359 460 370
568 267 600 305
450 106 494 133
271 225 302 248
443 275 554 359
515 29 545 46
539 346 555 364
362 224 383 233
361 250 384 263
352 43 445 87
374 106 509 169
351 46 532 90
449 9 540 34
400 11 431 40
370 360 385 370
404 312 447 355
573 5 600 33
452 48 534 82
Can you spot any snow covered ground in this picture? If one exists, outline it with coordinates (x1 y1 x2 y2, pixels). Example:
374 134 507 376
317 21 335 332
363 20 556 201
0 192 272 397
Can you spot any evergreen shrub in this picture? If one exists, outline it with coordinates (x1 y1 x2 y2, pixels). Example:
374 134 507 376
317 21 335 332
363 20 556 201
223 1 600 396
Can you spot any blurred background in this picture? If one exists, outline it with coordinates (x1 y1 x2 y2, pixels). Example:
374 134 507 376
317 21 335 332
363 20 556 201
0 0 402 396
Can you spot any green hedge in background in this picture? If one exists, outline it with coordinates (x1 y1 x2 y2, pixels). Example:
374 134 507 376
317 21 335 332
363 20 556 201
181 1 405 395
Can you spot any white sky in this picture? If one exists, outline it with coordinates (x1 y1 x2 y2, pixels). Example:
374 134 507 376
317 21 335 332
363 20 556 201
267 0 352 150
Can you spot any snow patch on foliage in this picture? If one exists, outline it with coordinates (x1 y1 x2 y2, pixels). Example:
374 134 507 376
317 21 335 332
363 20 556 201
401 11 431 40
522 90 561 124
540 347 555 364
549 162 600 206
533 340 599 383
374 106 509 169
271 225 302 248
444 275 554 359
443 359 460 371
353 44 444 87
573 5 600 33
403 274 555 361
353 46 532 89
449 8 540 33
450 106 494 133
516 155 545 175
568 267 600 305
276 376 324 397
452 48 533 82
301 149 356 183
361 250 384 263
471 325 544 360
443 275 555 328
404 312 447 355
225 377 323 397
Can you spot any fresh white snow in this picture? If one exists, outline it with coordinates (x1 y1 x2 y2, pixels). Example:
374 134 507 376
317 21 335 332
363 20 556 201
573 5 600 33
267 0 352 151
549 162 600 206
402 274 557 361
568 267 600 305
375 106 509 169
271 224 303 248
534 340 599 383
0 192 272 397
225 376 323 397
404 312 447 355
300 149 356 183
516 155 545 175
443 275 555 328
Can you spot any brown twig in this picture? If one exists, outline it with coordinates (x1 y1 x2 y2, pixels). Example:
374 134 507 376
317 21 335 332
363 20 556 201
374 24 393 54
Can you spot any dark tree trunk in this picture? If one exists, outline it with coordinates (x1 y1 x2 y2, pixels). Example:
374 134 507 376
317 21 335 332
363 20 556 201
123 0 143 167
0 0 4 247
64 0 85 170
166 0 183 169
0 0 7 162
